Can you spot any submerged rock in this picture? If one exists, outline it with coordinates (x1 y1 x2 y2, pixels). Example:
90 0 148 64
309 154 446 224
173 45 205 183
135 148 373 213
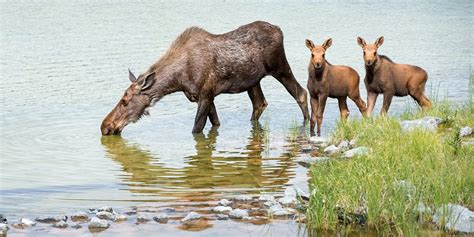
300 144 313 153
213 206 232 213
0 214 7 224
0 223 8 234
343 147 370 158
96 211 115 220
216 214 229 220
52 220 68 228
400 116 443 132
97 207 114 213
297 156 330 167
258 194 275 202
181 212 201 222
217 199 232 206
153 214 169 224
433 204 474 233
234 195 252 202
460 127 472 137
71 224 82 229
136 215 151 223
114 214 128 222
71 211 89 222
35 215 67 224
324 145 340 154
14 218 36 228
88 217 109 229
229 209 249 219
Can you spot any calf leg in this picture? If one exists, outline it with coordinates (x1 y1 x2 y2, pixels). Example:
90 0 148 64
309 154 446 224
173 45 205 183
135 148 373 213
367 91 378 117
349 94 368 117
310 96 319 136
381 93 393 116
193 98 213 133
208 102 220 126
409 86 432 112
272 65 309 121
248 84 268 121
338 97 350 119
316 94 328 136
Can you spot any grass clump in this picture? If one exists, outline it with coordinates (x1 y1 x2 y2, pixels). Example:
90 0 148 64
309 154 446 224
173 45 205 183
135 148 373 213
307 102 474 235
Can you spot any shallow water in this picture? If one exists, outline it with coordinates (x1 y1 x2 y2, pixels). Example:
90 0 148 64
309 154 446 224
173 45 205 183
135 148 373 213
0 1 472 235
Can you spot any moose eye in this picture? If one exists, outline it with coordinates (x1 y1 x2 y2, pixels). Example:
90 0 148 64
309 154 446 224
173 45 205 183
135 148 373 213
322 54 325 58
373 52 376 56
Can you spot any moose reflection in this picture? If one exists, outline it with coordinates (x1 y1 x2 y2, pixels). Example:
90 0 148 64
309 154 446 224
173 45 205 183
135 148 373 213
100 123 304 201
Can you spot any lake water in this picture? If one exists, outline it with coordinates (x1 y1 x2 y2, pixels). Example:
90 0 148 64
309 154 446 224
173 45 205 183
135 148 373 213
0 1 472 236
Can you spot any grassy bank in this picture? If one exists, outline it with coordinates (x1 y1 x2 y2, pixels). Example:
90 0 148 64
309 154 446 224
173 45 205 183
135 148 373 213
306 101 474 235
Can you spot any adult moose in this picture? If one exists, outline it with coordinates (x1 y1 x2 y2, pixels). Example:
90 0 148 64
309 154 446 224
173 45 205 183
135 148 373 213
101 21 309 135
305 38 367 136
357 36 432 116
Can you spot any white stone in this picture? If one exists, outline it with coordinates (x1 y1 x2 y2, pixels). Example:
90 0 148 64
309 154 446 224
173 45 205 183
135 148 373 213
181 212 201 222
114 214 128 222
52 220 68 228
20 218 36 227
324 145 340 154
136 215 151 222
234 195 252 201
229 209 249 219
96 211 115 220
344 147 370 158
258 194 275 202
460 127 472 137
309 136 329 145
400 116 443 132
0 223 9 234
71 211 89 222
338 140 351 149
217 199 232 206
88 217 109 229
213 206 232 213
433 204 474 233
278 196 297 205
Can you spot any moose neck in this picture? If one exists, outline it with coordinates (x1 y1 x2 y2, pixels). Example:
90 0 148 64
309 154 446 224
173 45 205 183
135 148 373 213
146 67 181 103
313 61 329 80
365 56 381 83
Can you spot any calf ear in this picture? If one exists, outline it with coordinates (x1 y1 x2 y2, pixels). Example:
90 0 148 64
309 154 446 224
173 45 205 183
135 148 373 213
140 72 156 91
357 37 366 48
305 39 315 50
375 36 384 47
322 38 332 50
129 68 137 83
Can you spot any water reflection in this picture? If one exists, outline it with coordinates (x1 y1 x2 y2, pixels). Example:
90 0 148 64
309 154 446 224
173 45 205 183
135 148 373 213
101 123 302 202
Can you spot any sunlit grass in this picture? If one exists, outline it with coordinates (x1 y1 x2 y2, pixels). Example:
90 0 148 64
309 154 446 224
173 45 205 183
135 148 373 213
306 101 474 235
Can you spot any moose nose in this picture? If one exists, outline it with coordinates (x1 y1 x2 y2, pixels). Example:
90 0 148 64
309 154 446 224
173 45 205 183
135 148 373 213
315 63 321 68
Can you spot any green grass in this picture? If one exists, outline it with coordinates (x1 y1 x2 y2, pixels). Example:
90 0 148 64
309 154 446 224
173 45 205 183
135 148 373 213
306 102 474 236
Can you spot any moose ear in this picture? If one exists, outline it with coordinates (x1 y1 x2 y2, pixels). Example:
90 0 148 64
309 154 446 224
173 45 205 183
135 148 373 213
305 39 315 50
129 68 137 83
375 36 384 48
357 37 366 48
140 72 156 91
322 38 332 50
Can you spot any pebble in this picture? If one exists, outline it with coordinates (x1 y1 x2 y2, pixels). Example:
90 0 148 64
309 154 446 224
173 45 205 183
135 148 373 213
309 136 329 146
229 209 249 219
136 215 151 223
343 147 370 158
213 206 232 213
88 217 109 229
278 196 297 205
71 211 90 222
114 214 128 222
153 213 169 224
234 195 252 202
96 211 115 220
217 199 232 206
97 207 114 213
181 212 201 222
337 140 351 149
324 144 340 154
460 127 472 137
35 215 67 224
52 220 68 228
258 194 275 202
216 214 229 220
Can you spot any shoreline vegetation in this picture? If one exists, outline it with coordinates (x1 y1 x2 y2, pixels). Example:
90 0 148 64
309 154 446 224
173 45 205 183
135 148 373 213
306 99 474 235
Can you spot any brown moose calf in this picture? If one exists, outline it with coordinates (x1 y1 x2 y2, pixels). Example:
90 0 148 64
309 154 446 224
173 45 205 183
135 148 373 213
306 38 367 136
357 36 432 116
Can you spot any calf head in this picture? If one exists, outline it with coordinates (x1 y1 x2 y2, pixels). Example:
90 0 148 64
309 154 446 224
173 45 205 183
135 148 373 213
305 38 332 70
357 36 384 66
101 69 156 136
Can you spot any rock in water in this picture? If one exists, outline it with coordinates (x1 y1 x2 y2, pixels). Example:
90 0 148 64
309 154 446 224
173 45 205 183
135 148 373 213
460 127 472 137
0 223 8 234
324 145 340 154
96 211 115 220
344 147 370 158
433 204 474 233
309 136 329 146
0 214 7 224
213 206 232 213
20 218 36 227
235 195 253 202
229 209 249 219
258 194 275 202
52 220 68 228
216 214 229 220
153 214 169 224
136 215 151 223
97 207 114 213
297 156 330 167
400 116 443 132
114 214 128 222
217 199 232 206
181 212 201 222
71 211 90 222
88 217 109 229
35 215 67 224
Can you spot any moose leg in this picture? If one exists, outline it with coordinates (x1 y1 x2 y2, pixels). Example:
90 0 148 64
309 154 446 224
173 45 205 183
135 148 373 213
381 93 394 116
316 94 328 136
248 84 268 121
192 98 213 133
366 91 378 116
310 96 319 136
350 94 368 117
273 68 309 121
337 97 350 119
421 94 432 111
208 102 220 126
409 86 432 112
